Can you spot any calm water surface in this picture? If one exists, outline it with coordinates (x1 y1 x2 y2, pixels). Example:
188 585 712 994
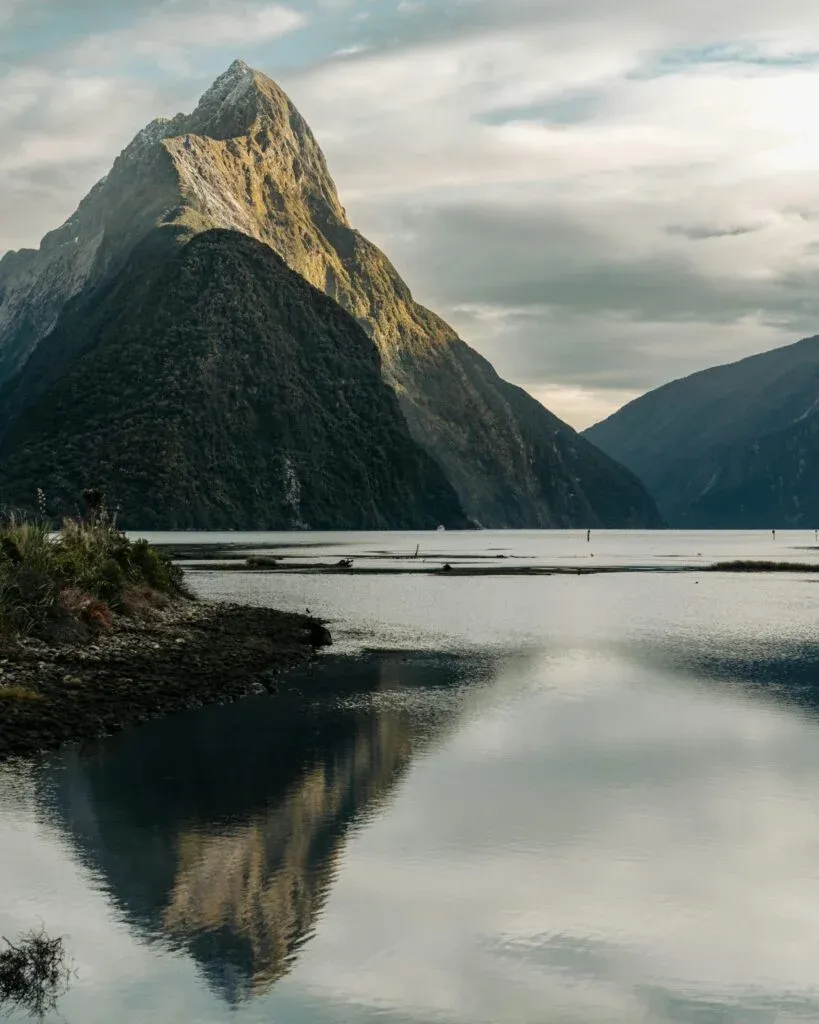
4 531 819 1023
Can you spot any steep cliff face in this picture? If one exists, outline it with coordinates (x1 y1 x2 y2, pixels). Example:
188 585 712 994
0 129 180 383
0 60 663 528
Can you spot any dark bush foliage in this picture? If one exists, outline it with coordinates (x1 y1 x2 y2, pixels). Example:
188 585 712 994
0 929 73 1019
0 503 189 635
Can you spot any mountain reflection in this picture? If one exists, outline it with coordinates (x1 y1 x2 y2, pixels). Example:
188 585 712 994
37 652 490 1004
162 710 413 1000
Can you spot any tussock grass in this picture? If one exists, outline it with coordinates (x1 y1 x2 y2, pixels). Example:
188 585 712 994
0 490 189 637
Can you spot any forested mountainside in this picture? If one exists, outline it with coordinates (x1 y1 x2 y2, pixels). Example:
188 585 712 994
0 229 467 529
0 59 662 529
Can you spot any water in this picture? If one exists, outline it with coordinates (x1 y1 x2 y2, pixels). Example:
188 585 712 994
4 531 819 1023
140 527 819 570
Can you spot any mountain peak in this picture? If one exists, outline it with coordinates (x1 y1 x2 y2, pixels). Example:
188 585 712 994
201 58 254 104
0 58 664 531
183 59 261 138
227 57 251 75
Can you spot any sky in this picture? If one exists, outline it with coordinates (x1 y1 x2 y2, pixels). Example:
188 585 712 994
5 1 819 427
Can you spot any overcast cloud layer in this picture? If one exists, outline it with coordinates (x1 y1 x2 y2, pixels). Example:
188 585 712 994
5 0 819 426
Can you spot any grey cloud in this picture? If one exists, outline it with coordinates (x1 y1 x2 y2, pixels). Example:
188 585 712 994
280 0 635 80
7 0 819 426
445 304 786 394
629 44 819 80
9 0 166 15
0 0 20 23
349 198 811 400
0 0 166 61
355 201 798 326
0 164 102 252
665 222 760 240
474 257 778 324
0 65 201 250
294 0 819 67
476 89 605 126
790 205 819 221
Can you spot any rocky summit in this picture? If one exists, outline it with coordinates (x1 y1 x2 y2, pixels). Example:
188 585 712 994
0 60 663 529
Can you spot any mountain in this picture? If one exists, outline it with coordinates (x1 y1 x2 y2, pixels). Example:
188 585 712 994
0 60 663 529
584 334 819 527
0 229 467 529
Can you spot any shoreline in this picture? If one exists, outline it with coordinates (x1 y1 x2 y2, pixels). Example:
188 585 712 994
173 561 819 576
0 600 331 762
155 544 819 577
4 548 814 763
183 561 684 575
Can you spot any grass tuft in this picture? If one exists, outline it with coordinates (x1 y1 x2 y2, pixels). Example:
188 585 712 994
0 492 190 638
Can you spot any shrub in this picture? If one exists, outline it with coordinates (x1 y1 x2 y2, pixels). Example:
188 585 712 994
0 493 189 636
128 538 187 593
0 929 73 1018
0 519 60 634
78 557 126 607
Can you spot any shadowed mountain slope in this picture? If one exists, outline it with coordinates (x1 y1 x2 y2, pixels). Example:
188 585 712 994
0 60 662 528
0 229 467 529
585 335 819 527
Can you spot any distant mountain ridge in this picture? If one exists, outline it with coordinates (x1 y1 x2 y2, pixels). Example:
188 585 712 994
585 334 819 527
0 60 663 529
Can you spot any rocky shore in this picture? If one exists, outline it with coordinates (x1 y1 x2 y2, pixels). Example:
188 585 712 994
0 600 332 761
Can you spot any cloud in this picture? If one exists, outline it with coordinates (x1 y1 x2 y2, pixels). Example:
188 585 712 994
72 1 307 73
0 66 171 251
8 0 819 425
273 11 819 423
665 222 760 240
0 0 20 23
330 43 368 58
328 192 818 422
